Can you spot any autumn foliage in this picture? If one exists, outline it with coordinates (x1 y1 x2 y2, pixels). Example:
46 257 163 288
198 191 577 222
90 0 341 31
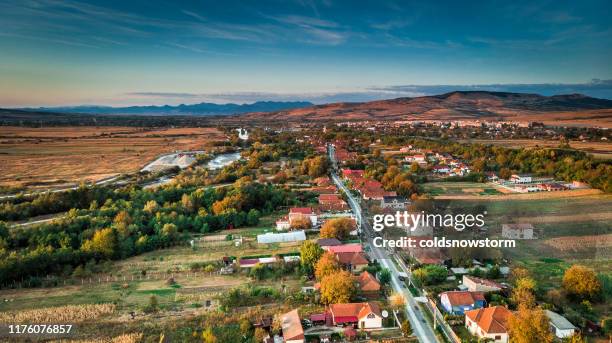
562 264 601 300
315 252 340 280
319 217 355 240
319 270 356 304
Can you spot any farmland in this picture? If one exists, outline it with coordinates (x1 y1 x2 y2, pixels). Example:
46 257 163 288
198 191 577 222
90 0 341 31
461 139 612 159
0 126 226 190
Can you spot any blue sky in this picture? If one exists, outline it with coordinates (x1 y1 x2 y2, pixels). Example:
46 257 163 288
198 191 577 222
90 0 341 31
1 0 611 106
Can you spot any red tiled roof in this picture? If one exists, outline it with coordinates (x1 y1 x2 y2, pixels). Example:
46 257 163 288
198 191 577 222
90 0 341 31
326 244 362 253
335 252 368 266
281 309 304 341
465 306 512 334
441 291 485 306
290 207 313 215
357 271 381 292
329 302 381 324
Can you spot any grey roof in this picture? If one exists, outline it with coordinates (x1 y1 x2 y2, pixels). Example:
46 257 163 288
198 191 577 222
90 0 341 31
545 310 576 330
317 238 342 246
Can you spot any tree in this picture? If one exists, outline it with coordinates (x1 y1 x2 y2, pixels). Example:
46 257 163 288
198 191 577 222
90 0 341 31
562 334 587 343
202 327 217 343
511 277 537 309
143 200 158 213
389 292 406 311
412 265 447 286
290 216 311 230
562 265 601 300
246 209 260 226
239 318 252 336
507 306 554 343
81 228 117 258
319 270 356 304
401 319 412 337
319 217 355 240
378 269 391 285
315 252 340 280
300 240 323 275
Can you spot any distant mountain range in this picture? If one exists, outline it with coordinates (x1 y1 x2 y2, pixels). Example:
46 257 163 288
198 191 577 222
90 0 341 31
17 101 313 116
241 91 612 127
4 91 612 127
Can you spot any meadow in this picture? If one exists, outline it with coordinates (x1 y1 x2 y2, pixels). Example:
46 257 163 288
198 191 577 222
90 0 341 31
0 126 226 190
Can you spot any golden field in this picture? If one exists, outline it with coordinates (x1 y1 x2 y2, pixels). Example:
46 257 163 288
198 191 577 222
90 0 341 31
0 126 226 189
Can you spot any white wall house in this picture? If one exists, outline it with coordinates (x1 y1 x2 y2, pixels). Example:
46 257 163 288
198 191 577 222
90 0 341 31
501 224 535 239
546 310 577 338
465 306 512 343
510 174 532 183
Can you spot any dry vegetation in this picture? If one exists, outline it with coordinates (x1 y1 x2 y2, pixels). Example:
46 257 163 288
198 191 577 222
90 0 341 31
544 234 612 253
0 126 226 189
0 303 116 323
50 333 143 343
463 138 612 159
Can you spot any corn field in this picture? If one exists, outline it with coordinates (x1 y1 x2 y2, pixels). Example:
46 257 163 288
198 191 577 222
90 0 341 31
0 303 116 323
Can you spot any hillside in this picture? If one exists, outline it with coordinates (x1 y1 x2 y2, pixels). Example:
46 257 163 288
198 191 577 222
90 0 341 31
242 91 612 126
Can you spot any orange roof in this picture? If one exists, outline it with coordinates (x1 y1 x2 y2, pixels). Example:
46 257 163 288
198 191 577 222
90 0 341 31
335 252 368 266
441 291 485 306
465 306 512 334
290 207 313 215
326 243 362 253
329 302 381 321
281 309 304 341
357 271 381 292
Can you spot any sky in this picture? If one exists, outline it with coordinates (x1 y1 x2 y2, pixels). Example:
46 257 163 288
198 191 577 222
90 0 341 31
1 0 611 107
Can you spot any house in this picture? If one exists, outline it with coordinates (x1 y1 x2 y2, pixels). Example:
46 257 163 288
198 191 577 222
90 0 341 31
288 207 318 227
281 309 304 343
318 194 348 212
328 302 382 329
510 174 532 183
463 275 504 293
317 238 342 247
433 166 450 174
545 310 577 338
440 291 486 315
380 195 409 209
335 252 369 272
342 169 365 179
465 306 512 343
275 216 291 230
501 223 535 239
405 154 426 163
325 243 362 254
356 271 381 293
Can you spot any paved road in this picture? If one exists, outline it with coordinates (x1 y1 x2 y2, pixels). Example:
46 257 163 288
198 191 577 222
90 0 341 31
328 144 440 343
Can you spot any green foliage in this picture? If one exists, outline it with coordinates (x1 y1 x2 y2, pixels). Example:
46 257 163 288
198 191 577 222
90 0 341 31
412 265 448 286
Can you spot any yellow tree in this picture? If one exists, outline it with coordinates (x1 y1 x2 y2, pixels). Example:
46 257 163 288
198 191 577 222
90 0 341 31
300 240 323 274
562 265 601 300
81 228 116 258
290 216 312 230
507 306 554 343
319 270 355 304
389 292 406 311
319 217 355 240
511 277 537 309
315 252 340 280
202 327 217 343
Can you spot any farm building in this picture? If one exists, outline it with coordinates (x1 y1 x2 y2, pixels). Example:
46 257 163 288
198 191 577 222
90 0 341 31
501 223 535 239
545 310 577 338
328 302 382 329
257 231 306 244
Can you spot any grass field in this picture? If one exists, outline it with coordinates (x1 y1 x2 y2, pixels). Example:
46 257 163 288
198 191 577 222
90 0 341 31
0 126 226 189
461 139 612 159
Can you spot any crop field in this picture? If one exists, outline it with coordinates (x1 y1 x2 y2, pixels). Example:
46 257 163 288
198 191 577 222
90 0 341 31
461 138 612 159
0 126 226 189
422 182 502 196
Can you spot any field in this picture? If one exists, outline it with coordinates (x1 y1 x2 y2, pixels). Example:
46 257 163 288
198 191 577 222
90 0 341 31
461 139 612 159
0 126 226 189
422 181 603 200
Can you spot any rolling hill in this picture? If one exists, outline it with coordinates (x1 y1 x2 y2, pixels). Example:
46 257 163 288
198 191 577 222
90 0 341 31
241 91 612 127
